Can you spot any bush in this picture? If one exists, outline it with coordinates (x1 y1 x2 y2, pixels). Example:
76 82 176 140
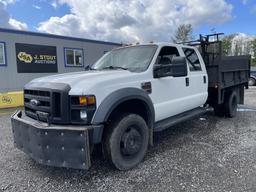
252 59 256 67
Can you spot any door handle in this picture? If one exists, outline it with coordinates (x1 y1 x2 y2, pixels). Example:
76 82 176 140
185 77 189 87
203 76 206 84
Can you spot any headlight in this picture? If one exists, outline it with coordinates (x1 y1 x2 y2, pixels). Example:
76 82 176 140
70 95 97 124
80 110 87 119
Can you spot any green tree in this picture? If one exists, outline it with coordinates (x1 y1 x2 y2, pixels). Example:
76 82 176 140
234 43 242 56
172 24 193 43
222 34 236 56
244 40 252 55
251 38 256 66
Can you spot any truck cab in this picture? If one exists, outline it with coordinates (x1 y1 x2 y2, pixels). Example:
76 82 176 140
11 37 250 170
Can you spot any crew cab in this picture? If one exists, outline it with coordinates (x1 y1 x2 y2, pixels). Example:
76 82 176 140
11 34 251 170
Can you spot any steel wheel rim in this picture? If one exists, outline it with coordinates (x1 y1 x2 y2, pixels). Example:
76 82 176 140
120 126 142 156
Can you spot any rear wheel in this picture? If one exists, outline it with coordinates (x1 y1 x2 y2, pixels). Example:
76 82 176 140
249 77 256 86
224 91 238 118
104 113 149 170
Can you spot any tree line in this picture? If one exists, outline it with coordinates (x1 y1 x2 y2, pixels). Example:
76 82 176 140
172 24 256 66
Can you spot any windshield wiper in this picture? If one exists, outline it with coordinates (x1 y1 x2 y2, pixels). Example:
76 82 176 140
101 66 128 70
85 65 97 71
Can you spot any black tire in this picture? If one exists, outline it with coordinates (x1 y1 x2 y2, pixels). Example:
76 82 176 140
214 104 225 117
224 91 238 118
104 113 149 170
249 77 256 86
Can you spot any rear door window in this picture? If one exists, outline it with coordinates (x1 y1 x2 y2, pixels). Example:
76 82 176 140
182 48 202 71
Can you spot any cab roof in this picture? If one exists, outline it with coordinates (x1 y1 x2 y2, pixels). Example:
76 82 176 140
116 42 195 50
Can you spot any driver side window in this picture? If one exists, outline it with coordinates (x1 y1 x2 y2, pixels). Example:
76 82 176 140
155 46 180 65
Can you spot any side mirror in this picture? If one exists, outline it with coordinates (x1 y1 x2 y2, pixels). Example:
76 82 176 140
171 57 188 77
153 56 187 78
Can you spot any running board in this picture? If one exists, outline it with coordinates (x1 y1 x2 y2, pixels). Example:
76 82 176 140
154 107 207 132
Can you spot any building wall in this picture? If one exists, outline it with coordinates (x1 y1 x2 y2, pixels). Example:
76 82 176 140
0 30 120 92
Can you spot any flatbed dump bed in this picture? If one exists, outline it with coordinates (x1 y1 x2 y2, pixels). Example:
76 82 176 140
186 33 251 107
207 55 250 88
207 55 250 105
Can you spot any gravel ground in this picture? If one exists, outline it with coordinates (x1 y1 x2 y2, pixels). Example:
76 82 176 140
244 87 256 108
0 88 256 192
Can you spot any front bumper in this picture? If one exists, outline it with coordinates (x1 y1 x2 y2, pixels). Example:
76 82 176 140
11 110 100 170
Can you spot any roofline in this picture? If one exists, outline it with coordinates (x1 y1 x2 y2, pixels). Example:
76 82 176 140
0 28 122 46
115 42 192 48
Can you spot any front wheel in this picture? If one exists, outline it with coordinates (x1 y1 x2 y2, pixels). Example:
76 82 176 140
104 114 149 170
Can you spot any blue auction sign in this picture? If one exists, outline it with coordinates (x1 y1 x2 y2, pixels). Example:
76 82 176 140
16 43 58 73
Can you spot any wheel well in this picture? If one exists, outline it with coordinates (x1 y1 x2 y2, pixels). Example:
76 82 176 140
250 76 256 81
106 99 152 128
224 86 245 104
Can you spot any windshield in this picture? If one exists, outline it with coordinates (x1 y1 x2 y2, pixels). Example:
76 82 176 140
91 45 157 72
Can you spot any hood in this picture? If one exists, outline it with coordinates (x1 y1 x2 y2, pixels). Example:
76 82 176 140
28 70 141 94
31 70 134 85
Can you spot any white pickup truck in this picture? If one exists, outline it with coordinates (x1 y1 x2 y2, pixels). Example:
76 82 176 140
11 34 250 170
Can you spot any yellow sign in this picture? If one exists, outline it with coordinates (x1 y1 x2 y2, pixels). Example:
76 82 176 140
18 52 33 63
0 91 24 109
2 95 12 104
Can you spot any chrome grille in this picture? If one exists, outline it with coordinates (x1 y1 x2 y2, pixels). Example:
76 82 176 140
23 83 71 124
24 89 52 121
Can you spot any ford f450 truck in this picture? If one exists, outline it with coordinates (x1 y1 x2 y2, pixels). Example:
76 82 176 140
11 34 251 170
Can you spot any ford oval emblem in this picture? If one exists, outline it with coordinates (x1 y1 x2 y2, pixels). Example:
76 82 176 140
30 99 40 106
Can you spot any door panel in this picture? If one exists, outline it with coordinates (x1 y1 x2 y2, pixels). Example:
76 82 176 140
186 72 208 107
151 76 192 121
182 47 208 109
150 46 191 122
150 46 208 122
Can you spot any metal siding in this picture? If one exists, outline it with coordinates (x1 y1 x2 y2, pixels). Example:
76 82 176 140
0 31 119 92
0 28 120 46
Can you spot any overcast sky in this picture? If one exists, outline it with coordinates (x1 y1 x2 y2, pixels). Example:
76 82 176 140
0 0 255 43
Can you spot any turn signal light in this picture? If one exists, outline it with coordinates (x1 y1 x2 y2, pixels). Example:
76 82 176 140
78 95 96 105
79 96 87 105
87 95 96 105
